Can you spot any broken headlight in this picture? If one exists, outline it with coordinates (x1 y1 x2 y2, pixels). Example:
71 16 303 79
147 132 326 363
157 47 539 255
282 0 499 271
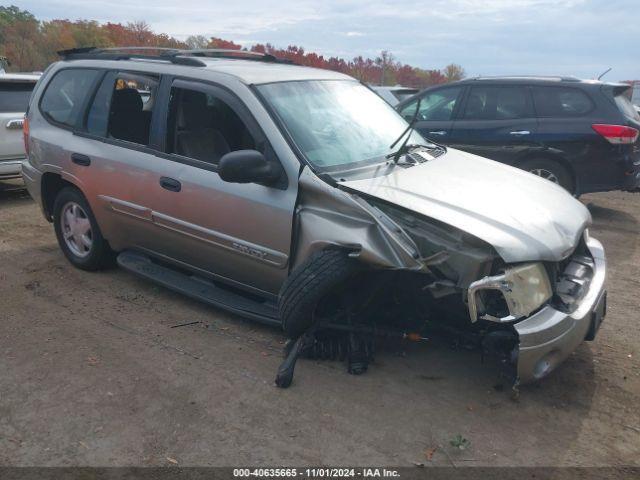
467 262 552 323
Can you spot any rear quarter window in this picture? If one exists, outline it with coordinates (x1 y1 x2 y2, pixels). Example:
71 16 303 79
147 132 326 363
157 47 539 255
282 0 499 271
39 68 101 128
0 82 34 113
532 86 594 117
614 93 640 121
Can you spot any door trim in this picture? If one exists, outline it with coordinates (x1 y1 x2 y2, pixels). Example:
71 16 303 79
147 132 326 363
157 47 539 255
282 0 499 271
100 195 289 268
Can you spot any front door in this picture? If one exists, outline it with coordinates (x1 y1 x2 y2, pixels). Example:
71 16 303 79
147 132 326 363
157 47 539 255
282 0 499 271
131 79 297 296
397 86 464 145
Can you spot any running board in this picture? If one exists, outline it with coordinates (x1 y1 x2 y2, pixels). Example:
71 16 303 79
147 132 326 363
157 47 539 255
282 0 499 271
117 250 280 326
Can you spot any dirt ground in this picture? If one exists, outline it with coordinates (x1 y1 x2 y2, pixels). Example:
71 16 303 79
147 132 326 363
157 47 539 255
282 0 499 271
0 179 639 467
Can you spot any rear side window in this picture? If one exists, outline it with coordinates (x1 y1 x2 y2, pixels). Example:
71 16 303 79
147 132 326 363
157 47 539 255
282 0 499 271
532 86 593 117
86 71 159 146
40 69 100 127
0 82 34 113
462 86 532 120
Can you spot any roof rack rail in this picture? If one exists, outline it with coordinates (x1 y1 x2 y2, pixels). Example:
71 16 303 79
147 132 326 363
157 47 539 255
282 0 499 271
57 47 206 67
472 75 581 82
170 48 294 64
57 46 294 66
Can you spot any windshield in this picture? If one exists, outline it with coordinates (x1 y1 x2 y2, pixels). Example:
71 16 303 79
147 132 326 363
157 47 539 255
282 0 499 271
257 80 426 171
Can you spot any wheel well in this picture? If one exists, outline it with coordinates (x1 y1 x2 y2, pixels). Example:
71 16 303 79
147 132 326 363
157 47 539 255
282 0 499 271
519 154 576 194
41 173 77 221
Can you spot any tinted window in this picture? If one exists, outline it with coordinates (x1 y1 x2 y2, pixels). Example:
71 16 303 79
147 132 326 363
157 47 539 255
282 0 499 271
86 71 158 145
462 86 532 120
166 86 256 165
400 87 462 121
532 86 593 117
40 69 100 127
0 82 34 112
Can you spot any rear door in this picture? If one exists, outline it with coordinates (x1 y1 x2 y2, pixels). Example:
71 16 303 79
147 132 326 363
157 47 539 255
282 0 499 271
397 86 464 144
0 80 35 160
450 84 538 163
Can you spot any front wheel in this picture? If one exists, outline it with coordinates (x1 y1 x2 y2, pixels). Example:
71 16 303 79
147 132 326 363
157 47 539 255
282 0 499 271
53 187 114 271
519 158 574 193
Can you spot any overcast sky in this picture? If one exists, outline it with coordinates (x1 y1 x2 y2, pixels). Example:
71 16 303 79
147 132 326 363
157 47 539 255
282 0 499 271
13 0 638 81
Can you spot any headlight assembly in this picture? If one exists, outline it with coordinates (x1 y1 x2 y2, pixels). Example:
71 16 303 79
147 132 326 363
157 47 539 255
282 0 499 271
468 263 552 323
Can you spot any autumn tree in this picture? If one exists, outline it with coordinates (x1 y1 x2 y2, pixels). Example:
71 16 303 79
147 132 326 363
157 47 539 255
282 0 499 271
0 6 464 85
443 63 465 82
185 35 209 49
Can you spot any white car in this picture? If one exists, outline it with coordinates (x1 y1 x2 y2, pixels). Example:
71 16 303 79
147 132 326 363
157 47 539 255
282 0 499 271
0 73 40 180
371 85 419 106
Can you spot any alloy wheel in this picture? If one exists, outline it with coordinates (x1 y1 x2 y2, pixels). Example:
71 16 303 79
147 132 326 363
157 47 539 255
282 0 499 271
60 202 93 258
529 168 560 184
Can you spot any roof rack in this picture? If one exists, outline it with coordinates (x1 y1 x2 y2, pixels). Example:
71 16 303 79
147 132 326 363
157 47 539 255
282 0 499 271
472 75 581 82
57 47 294 66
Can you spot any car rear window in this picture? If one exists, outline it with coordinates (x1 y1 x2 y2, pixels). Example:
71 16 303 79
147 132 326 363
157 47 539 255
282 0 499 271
40 69 100 128
532 86 593 117
0 82 34 113
614 92 640 121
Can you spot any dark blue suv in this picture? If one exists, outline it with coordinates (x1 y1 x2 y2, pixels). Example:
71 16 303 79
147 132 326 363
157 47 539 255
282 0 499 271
396 76 640 195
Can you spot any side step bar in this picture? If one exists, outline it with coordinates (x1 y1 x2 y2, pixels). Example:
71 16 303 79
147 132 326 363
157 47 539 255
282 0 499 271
117 250 280 327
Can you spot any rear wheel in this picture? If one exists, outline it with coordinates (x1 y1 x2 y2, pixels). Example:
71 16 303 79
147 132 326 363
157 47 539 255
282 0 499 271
53 187 114 271
519 158 574 193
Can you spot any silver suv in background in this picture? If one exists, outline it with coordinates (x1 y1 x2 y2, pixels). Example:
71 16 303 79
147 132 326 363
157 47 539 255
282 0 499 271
0 73 40 180
22 48 606 388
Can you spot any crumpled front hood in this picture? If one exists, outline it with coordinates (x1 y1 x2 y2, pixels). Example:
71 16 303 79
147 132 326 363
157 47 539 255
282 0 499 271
339 149 591 262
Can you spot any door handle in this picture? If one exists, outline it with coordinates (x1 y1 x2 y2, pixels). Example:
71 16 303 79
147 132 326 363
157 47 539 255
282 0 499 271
159 176 181 192
509 130 531 136
428 130 447 136
5 118 24 130
71 153 91 166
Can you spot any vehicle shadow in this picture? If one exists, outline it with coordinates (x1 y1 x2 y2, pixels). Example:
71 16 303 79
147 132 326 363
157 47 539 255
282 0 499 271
0 180 31 203
584 200 639 264
344 331 598 465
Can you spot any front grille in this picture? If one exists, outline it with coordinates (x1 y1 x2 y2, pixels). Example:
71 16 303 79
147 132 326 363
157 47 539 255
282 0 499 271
547 236 594 313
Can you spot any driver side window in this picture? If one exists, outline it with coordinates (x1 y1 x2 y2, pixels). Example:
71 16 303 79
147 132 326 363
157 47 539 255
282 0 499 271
400 87 462 121
166 86 256 165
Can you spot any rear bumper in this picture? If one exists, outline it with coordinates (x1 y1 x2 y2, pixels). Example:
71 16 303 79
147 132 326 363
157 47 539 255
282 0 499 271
514 236 606 384
21 159 44 213
0 158 24 179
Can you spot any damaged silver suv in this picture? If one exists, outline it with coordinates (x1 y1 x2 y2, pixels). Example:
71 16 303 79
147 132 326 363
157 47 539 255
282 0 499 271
23 48 606 388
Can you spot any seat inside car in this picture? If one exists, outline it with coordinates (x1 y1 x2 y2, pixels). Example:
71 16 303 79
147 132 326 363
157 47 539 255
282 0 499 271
175 90 230 164
108 88 149 144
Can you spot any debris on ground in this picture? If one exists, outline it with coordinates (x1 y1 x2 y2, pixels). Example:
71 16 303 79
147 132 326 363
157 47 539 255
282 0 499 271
449 434 470 450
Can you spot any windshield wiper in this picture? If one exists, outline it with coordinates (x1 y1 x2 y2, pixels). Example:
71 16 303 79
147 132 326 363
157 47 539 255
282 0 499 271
387 97 422 164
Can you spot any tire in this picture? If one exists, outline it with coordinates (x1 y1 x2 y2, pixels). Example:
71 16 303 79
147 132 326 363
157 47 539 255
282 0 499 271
519 158 574 193
279 248 359 338
53 187 114 271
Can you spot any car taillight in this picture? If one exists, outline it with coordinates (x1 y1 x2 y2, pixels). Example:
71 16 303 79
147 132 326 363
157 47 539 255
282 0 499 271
22 115 29 156
592 124 639 144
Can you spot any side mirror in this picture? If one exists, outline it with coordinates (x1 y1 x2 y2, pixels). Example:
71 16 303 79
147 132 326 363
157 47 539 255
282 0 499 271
218 150 280 185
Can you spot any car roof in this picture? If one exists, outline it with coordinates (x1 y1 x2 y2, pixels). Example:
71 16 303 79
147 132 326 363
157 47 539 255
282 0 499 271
372 85 419 92
446 75 625 87
195 58 353 84
0 72 41 82
53 56 353 85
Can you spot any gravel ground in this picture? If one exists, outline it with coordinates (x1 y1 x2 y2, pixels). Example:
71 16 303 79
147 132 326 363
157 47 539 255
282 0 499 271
0 180 639 467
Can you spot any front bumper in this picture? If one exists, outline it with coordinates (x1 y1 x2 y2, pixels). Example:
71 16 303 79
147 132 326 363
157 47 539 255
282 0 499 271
513 236 606 384
0 158 24 179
